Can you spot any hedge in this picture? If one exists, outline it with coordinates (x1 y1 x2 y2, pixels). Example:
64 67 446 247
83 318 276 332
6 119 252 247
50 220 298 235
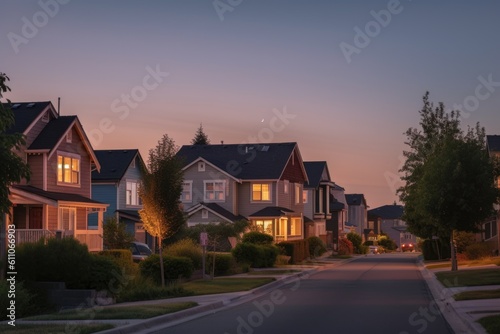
139 255 194 284
231 243 278 268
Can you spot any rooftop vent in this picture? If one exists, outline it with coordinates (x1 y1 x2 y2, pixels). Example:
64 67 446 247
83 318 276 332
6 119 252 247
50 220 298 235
11 103 20 109
27 103 35 108
260 145 270 152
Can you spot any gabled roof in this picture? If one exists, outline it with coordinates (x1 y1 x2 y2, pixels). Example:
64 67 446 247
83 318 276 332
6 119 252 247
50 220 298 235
487 135 500 153
177 142 306 181
249 206 294 217
28 116 77 150
345 194 367 207
368 204 404 220
186 202 247 223
3 101 54 135
92 149 143 182
116 209 141 222
304 161 331 189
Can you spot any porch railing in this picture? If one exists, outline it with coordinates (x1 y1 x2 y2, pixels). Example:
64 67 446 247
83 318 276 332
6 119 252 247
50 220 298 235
75 230 102 252
14 229 102 251
15 229 54 245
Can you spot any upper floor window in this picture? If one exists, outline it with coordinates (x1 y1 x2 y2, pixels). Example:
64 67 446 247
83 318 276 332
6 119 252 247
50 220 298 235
181 181 192 203
303 190 308 204
204 180 225 201
252 183 271 202
57 154 80 185
295 183 301 204
126 181 141 206
284 180 289 194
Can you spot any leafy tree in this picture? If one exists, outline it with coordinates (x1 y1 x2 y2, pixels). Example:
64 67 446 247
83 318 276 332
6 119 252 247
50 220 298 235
102 216 135 250
191 123 210 145
139 134 186 287
398 92 499 270
0 72 31 215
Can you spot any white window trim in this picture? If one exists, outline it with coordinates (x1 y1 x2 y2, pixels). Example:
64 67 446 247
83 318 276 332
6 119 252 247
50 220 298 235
295 183 301 204
284 180 289 194
303 190 308 204
198 161 206 172
58 207 76 231
251 182 272 203
201 209 208 219
126 180 141 206
56 151 81 187
203 180 226 202
181 180 193 203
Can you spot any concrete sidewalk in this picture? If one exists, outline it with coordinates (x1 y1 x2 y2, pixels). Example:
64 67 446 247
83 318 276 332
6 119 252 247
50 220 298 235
418 261 500 334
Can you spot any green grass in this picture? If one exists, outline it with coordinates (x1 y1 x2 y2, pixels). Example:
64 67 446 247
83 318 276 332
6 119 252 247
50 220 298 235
426 257 500 270
2 324 114 334
247 269 299 275
454 289 500 301
23 302 197 320
478 314 500 334
182 278 274 295
435 268 500 287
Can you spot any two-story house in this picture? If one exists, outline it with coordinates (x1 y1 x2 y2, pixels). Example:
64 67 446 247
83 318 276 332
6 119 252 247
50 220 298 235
303 161 334 244
327 183 349 249
90 149 154 249
368 203 416 250
176 142 308 242
345 193 368 240
484 135 500 254
3 101 108 251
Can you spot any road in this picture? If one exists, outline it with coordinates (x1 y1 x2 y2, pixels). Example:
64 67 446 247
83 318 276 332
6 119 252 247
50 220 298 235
150 253 453 334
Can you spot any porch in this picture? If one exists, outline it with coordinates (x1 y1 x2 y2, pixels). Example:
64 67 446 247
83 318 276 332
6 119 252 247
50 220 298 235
14 228 103 252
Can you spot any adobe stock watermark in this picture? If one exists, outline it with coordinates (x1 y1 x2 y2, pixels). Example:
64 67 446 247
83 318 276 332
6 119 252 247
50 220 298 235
213 0 244 21
384 154 405 196
88 64 169 148
339 0 409 64
446 73 500 120
7 0 70 54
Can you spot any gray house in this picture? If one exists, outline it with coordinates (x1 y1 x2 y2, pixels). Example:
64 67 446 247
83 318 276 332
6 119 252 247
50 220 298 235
345 194 368 239
176 142 309 242
368 204 416 250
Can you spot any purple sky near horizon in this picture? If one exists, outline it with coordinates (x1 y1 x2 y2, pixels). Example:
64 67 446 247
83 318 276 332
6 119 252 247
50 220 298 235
1 0 499 208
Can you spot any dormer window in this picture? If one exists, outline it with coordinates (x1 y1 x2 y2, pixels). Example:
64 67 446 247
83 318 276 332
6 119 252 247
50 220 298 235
57 153 80 185
66 131 72 143
198 161 205 172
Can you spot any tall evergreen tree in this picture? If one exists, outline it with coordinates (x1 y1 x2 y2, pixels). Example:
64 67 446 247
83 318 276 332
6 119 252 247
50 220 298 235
139 134 185 287
191 123 210 145
398 92 499 270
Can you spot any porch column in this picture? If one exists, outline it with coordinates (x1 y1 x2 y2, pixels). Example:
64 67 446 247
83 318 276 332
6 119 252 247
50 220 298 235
98 210 104 250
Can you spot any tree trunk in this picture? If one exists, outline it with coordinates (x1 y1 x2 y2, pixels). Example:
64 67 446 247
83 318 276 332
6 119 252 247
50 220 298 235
158 236 165 288
450 230 458 271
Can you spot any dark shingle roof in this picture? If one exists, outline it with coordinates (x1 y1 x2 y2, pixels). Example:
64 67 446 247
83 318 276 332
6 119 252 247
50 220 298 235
368 204 404 220
92 149 140 182
201 203 247 222
3 101 52 134
28 116 76 150
345 194 366 206
12 185 105 205
176 143 297 180
249 206 294 217
304 161 328 188
117 209 141 222
487 135 500 153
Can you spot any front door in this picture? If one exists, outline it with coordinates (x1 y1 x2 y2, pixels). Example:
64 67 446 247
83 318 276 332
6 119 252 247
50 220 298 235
29 207 43 229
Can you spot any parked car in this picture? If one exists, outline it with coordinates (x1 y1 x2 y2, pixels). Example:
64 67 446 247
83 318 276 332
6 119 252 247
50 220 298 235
130 241 153 262
401 243 414 252
368 245 380 254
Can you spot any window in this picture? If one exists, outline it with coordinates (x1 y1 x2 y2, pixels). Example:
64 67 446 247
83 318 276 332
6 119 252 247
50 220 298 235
126 181 140 206
277 218 287 236
181 181 192 203
204 180 225 201
198 161 205 172
484 220 498 240
202 209 208 219
284 180 289 194
255 220 273 235
318 188 324 212
252 183 271 201
289 218 302 236
295 183 301 204
303 190 308 204
57 154 80 185
66 131 72 143
59 207 76 230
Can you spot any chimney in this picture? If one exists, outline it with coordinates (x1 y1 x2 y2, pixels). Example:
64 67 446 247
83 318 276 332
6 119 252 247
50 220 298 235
57 97 61 116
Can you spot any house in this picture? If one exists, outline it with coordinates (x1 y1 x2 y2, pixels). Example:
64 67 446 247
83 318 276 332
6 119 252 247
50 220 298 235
368 203 417 250
366 212 382 243
484 135 500 254
3 101 108 251
90 149 155 249
345 194 368 239
327 183 348 250
303 161 334 244
176 142 308 242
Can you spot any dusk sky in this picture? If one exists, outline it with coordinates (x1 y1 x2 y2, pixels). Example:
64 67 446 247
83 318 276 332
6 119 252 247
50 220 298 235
1 0 500 208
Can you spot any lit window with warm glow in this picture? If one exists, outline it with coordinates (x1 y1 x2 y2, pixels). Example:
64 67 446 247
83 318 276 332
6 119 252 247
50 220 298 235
252 183 271 201
57 155 80 185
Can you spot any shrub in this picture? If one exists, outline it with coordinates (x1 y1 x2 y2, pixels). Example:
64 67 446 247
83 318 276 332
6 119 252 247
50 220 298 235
347 232 365 254
338 238 353 255
165 239 203 269
98 249 137 276
241 231 274 245
455 231 478 253
308 236 327 258
139 255 194 285
363 240 374 246
87 254 122 294
421 239 451 260
0 281 38 318
378 237 397 251
278 239 310 263
206 252 237 276
465 243 492 260
102 216 135 250
232 243 278 268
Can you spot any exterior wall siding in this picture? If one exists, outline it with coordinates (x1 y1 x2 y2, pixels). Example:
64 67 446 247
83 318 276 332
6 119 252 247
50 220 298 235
48 206 58 230
188 210 225 225
280 149 306 183
303 189 314 219
27 154 44 188
237 181 277 217
89 184 117 226
76 207 87 230
121 157 143 210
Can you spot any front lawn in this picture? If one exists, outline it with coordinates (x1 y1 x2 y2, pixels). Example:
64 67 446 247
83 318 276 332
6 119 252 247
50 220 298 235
435 268 500 287
426 257 500 270
182 278 274 295
23 302 197 320
2 324 113 334
478 315 500 334
454 289 500 301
